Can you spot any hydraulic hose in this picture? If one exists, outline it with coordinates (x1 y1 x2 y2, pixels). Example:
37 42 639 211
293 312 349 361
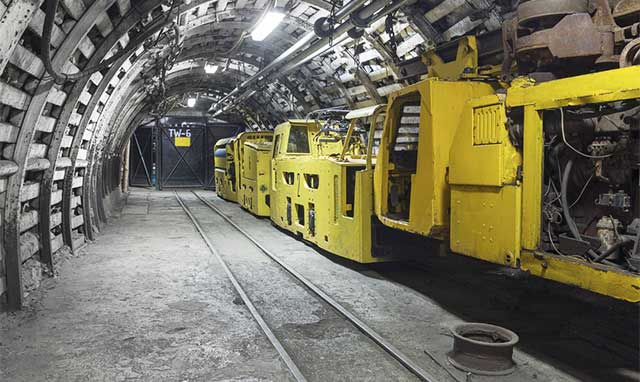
560 158 631 264
592 240 635 263
560 159 602 261
42 0 179 83
561 159 582 240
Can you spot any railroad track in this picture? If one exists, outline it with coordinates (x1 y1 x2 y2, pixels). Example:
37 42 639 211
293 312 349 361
174 190 442 382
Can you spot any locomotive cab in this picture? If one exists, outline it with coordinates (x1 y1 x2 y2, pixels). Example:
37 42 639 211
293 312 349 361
269 107 389 263
374 79 496 239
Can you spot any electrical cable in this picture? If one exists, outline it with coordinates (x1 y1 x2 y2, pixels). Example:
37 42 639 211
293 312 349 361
559 108 613 159
547 223 566 256
569 174 594 208
42 0 179 83
561 160 582 240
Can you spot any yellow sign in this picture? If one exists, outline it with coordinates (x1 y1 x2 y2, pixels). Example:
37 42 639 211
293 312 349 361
175 137 191 147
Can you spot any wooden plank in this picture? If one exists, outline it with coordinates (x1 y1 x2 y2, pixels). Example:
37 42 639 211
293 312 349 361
443 16 483 41
20 210 39 232
37 116 57 133
50 212 63 228
51 234 64 253
216 0 228 11
72 176 83 188
29 8 65 48
425 0 466 23
60 0 86 20
0 122 19 143
61 135 73 148
196 4 208 17
69 112 82 126
78 91 92 105
0 0 41 75
47 87 68 106
77 36 96 59
27 143 48 159
20 232 40 262
0 160 19 177
20 182 40 202
95 13 114 37
51 190 63 205
117 0 131 15
53 170 66 181
56 157 72 168
71 214 84 228
26 158 51 171
0 81 31 110
9 45 45 78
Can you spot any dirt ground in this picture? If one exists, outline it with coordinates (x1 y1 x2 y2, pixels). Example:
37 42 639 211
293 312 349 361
1 189 637 381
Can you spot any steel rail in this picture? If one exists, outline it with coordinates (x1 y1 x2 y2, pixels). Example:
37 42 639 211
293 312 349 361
192 191 439 382
174 191 307 382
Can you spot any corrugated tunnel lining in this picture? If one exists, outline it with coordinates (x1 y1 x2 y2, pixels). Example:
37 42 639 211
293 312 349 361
0 0 508 310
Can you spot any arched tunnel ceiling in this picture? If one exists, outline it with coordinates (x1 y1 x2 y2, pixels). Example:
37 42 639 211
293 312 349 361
118 0 512 128
0 0 518 308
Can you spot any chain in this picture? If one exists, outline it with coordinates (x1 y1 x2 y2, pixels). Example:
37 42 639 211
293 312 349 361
385 13 400 62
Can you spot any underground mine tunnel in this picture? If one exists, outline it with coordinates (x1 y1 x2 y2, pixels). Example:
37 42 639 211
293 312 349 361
0 0 639 381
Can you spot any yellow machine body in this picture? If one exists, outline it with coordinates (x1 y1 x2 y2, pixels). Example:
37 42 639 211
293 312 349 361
239 132 273 217
503 67 640 302
269 119 386 263
374 62 640 302
374 79 497 239
214 137 238 202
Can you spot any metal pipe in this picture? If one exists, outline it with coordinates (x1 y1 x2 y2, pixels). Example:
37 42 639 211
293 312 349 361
209 0 406 114
285 0 413 73
211 0 369 110
209 0 398 112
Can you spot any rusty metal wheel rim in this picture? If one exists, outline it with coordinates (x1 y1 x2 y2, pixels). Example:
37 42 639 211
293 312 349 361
447 322 519 376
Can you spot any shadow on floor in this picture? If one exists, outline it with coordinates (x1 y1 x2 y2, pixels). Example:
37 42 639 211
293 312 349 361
370 255 639 382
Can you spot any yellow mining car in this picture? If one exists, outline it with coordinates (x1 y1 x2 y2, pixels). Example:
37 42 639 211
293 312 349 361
214 132 273 206
238 132 273 216
374 37 640 302
269 108 390 263
214 137 238 202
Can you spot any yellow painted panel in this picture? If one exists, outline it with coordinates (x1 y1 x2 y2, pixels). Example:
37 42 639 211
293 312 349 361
449 95 515 187
450 186 521 267
240 141 272 217
521 107 543 251
175 137 190 147
507 66 640 109
521 251 640 303
374 79 496 238
269 121 383 263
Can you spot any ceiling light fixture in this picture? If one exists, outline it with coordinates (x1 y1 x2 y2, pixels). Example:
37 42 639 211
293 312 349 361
204 64 219 74
251 11 285 41
187 97 197 108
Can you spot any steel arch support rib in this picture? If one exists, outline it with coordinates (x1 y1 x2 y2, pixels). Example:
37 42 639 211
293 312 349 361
3 0 117 310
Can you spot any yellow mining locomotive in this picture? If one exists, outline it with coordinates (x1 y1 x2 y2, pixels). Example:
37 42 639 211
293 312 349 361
212 3 640 302
268 107 388 263
214 137 238 202
214 132 273 212
238 132 273 216
374 36 640 302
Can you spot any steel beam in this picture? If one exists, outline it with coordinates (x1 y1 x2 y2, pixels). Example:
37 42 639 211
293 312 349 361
3 0 118 311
